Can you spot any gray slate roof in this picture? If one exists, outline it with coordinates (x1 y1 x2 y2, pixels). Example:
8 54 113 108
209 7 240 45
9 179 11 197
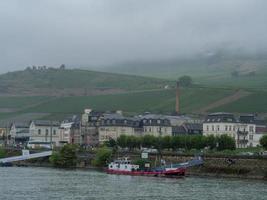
204 112 237 123
32 120 60 127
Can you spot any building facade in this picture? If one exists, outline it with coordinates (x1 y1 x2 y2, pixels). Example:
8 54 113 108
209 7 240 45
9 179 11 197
203 113 263 148
141 114 172 137
59 116 81 146
29 120 61 146
9 122 30 145
98 113 138 143
80 109 102 147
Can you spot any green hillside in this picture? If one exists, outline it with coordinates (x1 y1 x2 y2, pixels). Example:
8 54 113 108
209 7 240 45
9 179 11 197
0 68 172 96
0 65 266 124
0 88 233 121
211 91 267 113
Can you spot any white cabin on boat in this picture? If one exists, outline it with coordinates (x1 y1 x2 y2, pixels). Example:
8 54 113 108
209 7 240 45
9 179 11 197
108 158 139 172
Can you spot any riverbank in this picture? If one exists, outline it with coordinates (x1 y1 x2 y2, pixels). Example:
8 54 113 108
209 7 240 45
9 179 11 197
12 153 267 181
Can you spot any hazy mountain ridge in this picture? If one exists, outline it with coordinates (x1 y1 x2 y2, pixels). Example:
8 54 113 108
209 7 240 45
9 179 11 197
101 52 267 89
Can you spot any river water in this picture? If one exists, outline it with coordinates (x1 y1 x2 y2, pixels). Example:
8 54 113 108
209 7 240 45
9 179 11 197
0 167 266 200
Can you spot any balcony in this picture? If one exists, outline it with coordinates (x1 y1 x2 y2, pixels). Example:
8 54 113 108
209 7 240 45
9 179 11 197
237 131 248 136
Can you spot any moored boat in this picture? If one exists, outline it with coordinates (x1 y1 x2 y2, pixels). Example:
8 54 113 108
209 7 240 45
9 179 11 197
106 157 188 177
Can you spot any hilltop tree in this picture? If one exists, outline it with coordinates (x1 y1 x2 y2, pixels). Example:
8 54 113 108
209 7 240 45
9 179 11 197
179 75 192 87
231 70 239 77
60 64 66 70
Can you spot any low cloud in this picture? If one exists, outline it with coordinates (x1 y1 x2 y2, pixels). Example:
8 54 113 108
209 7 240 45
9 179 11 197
0 0 267 73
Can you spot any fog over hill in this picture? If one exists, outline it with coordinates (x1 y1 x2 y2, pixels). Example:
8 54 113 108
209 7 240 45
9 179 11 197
1 0 267 74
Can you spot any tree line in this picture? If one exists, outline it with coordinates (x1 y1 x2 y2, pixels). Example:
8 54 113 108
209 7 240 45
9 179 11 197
105 134 236 152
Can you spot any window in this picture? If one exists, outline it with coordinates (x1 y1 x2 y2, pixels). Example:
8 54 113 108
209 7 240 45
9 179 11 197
217 125 220 131
212 125 214 131
249 126 254 132
225 125 228 131
53 130 56 135
206 125 209 131
45 129 49 135
229 126 232 131
249 135 253 140
38 129 41 135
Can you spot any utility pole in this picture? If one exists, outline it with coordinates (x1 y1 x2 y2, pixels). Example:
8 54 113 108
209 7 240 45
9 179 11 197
50 120 53 149
175 81 180 115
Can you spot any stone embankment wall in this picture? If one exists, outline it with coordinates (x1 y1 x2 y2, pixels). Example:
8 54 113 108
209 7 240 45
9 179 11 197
115 152 267 180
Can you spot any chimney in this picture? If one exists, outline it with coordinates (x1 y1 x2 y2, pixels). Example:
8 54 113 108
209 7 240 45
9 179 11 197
175 81 180 114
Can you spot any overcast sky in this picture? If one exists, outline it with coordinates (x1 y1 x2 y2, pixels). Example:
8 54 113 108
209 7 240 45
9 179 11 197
0 0 267 73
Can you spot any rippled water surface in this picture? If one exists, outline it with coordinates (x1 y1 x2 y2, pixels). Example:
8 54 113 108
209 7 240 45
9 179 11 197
0 167 266 200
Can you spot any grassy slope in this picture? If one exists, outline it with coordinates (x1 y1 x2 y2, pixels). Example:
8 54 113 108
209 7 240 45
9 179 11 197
0 96 52 108
211 91 267 113
0 69 172 92
20 88 234 116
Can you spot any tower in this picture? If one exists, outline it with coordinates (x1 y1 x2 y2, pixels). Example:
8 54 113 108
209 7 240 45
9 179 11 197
175 81 180 114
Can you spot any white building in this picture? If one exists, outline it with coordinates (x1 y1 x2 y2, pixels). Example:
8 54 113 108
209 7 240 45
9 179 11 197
203 113 265 148
29 120 60 146
9 122 30 145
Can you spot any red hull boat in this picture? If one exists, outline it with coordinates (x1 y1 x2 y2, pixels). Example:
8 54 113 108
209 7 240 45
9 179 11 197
106 168 186 177
106 157 188 178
